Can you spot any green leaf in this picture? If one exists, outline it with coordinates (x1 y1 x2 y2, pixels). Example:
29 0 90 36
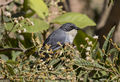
0 54 9 61
74 57 106 70
52 12 96 28
108 48 119 54
49 58 60 66
102 27 115 53
5 18 49 33
74 30 96 57
25 18 49 33
12 51 21 61
6 64 15 75
98 48 104 61
24 46 38 57
5 23 16 32
6 60 19 65
28 0 49 19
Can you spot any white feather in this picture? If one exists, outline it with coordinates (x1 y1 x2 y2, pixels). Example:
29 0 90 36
66 29 77 44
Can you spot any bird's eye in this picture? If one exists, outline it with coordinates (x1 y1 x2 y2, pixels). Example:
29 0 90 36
70 26 74 29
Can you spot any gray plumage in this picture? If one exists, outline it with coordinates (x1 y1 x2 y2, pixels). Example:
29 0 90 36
42 23 80 51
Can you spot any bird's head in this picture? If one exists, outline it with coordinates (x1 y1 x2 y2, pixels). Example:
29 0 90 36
60 23 80 31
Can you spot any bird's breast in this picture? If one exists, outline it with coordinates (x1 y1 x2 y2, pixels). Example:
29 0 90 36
65 29 77 44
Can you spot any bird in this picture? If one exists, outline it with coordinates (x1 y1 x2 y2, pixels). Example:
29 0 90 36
41 23 80 51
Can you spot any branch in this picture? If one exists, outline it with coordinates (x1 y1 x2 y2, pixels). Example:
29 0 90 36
0 48 23 52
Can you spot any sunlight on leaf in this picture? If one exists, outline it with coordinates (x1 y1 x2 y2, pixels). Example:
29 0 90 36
52 12 96 28
25 18 49 33
28 0 49 19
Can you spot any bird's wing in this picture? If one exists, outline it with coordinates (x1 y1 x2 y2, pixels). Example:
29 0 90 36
42 29 66 51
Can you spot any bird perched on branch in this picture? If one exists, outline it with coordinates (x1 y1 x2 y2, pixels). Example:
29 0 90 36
41 23 80 51
29 23 80 68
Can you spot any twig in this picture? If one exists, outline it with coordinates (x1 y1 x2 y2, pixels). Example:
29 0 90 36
0 48 23 52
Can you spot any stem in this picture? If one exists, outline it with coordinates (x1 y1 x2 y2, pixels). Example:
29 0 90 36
0 48 23 52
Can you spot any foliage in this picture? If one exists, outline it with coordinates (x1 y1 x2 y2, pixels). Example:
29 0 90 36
5 18 49 33
0 0 120 82
52 12 96 28
0 27 120 81
28 0 49 19
74 30 97 58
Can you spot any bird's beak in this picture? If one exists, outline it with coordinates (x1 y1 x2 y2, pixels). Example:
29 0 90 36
75 26 81 30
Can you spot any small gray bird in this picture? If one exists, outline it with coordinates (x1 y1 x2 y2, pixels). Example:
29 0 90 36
42 23 80 51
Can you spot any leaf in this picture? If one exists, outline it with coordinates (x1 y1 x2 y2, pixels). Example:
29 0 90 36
74 57 106 70
52 12 96 28
25 18 49 33
12 51 21 61
74 30 96 57
24 46 38 57
98 48 104 61
6 64 15 75
49 58 60 66
108 48 118 54
5 18 49 33
18 41 26 50
5 23 16 32
84 72 89 82
102 27 115 53
0 54 9 61
28 0 49 19
6 60 19 65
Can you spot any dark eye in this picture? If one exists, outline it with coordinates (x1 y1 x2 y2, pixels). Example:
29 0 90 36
70 26 74 29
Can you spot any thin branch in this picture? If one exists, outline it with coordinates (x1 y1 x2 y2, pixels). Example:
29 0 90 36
0 48 23 52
